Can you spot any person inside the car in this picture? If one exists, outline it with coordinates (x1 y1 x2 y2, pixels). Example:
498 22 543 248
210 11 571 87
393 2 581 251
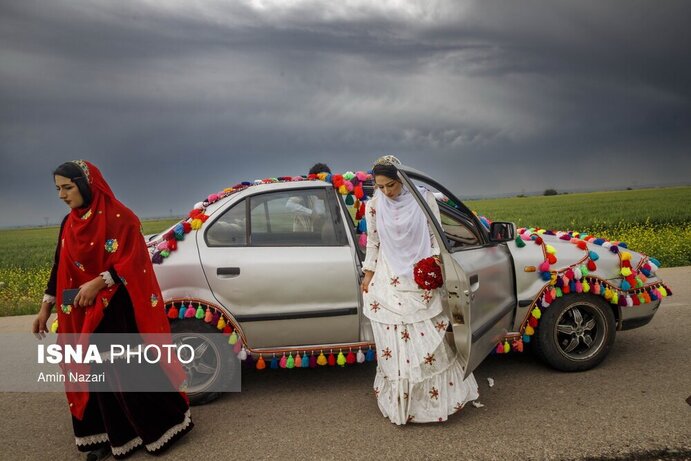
360 155 479 425
286 163 331 232
33 160 193 460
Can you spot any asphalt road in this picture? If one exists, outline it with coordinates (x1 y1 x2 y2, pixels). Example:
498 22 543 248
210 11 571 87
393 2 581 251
0 267 689 461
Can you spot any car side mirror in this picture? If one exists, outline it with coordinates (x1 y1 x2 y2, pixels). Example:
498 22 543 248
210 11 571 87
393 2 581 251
489 221 515 243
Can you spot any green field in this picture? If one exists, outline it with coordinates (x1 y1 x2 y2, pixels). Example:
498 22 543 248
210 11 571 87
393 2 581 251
1 186 690 317
0 219 178 318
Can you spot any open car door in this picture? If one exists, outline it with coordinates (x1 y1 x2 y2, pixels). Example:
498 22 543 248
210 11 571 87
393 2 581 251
400 167 517 378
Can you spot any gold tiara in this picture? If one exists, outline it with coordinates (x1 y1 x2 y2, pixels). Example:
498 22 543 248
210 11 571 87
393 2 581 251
374 155 401 167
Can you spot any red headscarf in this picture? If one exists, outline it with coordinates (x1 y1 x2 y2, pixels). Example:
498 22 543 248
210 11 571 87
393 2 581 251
55 160 187 419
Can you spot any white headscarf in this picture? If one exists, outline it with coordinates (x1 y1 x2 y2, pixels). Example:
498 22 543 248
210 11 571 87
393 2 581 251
375 185 434 278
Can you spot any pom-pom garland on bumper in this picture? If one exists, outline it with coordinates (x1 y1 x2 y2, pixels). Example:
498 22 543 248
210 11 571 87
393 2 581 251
164 299 377 370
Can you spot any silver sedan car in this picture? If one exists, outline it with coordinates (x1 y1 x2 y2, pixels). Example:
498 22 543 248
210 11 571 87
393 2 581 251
147 165 672 404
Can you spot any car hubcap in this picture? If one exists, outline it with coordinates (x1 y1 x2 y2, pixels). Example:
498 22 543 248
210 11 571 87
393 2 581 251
173 333 221 394
554 303 606 361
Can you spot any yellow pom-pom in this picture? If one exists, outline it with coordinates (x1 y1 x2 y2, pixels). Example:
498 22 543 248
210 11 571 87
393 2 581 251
549 273 558 285
621 252 632 261
503 341 510 353
604 288 613 300
216 316 226 330
611 292 619 305
223 187 234 193
338 185 348 195
191 218 202 230
525 325 535 336
531 307 542 319
582 280 590 292
621 267 632 277
317 173 328 181
317 351 327 366
659 286 667 297
537 229 546 234
50 319 59 333
545 245 556 254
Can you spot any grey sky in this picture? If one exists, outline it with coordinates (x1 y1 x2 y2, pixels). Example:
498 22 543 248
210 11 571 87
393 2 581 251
1 0 689 227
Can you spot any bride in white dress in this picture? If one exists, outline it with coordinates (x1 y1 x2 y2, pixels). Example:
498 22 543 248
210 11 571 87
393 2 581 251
361 156 479 425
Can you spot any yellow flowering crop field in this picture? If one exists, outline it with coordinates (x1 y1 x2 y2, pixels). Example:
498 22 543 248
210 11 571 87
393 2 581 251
1 186 689 317
465 186 691 267
0 219 177 317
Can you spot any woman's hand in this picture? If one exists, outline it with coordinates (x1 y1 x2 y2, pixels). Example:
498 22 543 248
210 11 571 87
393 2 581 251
75 276 107 307
33 303 53 339
361 270 374 293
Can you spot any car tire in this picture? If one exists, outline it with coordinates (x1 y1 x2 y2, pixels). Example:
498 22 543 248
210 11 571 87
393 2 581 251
533 293 616 372
170 318 240 406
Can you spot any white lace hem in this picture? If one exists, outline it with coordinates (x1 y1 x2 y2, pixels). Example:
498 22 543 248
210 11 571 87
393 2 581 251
75 432 108 447
112 436 143 457
145 409 192 452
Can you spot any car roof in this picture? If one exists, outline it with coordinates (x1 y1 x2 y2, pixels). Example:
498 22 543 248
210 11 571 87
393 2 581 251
203 179 333 215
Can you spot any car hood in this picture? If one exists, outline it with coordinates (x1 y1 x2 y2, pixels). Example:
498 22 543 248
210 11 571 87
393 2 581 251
507 228 664 305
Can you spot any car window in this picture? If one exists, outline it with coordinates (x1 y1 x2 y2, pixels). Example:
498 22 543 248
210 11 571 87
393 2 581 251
439 209 480 248
407 176 484 249
205 199 247 247
249 189 339 246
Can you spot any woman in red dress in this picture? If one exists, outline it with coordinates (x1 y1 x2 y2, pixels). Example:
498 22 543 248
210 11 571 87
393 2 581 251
33 160 193 460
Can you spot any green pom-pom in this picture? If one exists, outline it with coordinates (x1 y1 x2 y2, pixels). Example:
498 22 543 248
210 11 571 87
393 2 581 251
286 354 295 369
345 194 354 205
161 250 170 258
515 236 526 248
195 305 204 319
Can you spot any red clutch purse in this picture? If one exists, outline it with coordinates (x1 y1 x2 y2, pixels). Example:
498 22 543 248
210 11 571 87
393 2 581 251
413 257 443 290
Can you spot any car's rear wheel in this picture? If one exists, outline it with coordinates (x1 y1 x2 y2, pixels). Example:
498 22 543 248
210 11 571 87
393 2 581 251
170 318 239 405
534 294 616 372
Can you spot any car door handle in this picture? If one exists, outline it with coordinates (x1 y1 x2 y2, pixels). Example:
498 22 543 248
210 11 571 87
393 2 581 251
217 267 240 278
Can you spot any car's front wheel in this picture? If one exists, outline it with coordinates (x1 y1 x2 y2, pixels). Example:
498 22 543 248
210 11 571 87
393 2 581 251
170 318 239 405
534 294 616 372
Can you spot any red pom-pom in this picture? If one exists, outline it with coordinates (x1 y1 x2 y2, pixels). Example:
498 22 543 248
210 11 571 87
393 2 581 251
632 294 640 306
307 174 318 180
534 237 543 245
544 290 553 304
346 351 356 365
565 268 575 279
222 325 232 335
182 222 192 233
354 184 364 200
529 316 539 328
167 239 177 251
167 304 179 319
331 175 344 188
560 234 571 241
576 241 587 250
587 260 597 271
413 257 443 290
189 208 203 219
327 353 336 366
547 253 558 265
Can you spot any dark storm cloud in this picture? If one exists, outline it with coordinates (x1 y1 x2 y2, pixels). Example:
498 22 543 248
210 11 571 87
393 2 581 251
1 0 690 226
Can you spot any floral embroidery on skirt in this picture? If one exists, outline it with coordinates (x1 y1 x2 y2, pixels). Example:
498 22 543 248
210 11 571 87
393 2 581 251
371 312 479 425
